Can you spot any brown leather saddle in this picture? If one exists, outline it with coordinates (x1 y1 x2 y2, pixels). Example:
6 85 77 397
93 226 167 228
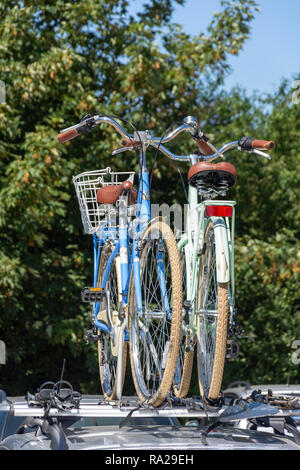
97 180 138 205
188 161 237 189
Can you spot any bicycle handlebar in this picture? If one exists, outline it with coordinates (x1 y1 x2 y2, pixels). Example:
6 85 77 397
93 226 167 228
58 115 131 142
150 140 240 162
57 115 274 162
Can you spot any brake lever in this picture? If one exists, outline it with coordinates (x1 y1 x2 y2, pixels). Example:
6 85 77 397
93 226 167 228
239 147 271 160
112 147 136 155
252 149 271 159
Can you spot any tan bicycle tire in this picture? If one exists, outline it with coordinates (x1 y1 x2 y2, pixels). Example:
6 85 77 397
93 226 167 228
173 246 194 398
173 337 194 398
128 219 182 407
197 221 229 401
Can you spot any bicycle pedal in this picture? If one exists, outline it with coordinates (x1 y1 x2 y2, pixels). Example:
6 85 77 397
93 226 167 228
81 287 106 303
226 339 239 359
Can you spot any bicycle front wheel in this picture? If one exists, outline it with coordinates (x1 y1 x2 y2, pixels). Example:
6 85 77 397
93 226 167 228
128 219 182 407
97 242 127 400
197 221 229 400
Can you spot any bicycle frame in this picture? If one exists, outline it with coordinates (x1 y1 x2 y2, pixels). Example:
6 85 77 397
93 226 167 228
178 183 236 337
91 148 152 399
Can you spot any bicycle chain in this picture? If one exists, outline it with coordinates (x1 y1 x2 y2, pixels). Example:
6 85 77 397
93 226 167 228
98 333 107 366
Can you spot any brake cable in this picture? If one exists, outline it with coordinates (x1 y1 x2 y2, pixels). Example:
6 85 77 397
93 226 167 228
149 121 192 204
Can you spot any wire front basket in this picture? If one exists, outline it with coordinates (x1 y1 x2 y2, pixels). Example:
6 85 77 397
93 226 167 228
73 167 135 234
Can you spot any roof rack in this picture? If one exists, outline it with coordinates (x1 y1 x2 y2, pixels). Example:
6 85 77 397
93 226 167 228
1 394 300 420
1 388 300 450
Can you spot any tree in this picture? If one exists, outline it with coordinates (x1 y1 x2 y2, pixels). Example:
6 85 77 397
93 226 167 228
1 0 261 394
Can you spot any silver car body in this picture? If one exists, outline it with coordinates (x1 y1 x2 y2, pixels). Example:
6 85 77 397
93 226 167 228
1 392 300 450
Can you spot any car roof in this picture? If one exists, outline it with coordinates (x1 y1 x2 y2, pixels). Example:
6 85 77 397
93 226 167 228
1 424 298 451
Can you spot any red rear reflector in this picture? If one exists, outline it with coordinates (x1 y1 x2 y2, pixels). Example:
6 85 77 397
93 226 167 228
205 205 233 217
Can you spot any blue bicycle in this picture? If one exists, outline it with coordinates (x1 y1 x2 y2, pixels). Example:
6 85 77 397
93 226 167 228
58 115 183 406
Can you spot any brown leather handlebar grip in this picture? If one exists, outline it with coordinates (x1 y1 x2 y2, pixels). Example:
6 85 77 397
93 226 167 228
57 128 79 143
252 140 275 150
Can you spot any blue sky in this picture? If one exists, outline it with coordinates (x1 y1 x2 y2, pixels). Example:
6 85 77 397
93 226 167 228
130 0 300 95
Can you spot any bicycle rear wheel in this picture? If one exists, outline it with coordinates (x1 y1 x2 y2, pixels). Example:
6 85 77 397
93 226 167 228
128 219 182 407
97 242 127 400
173 245 194 398
197 221 229 400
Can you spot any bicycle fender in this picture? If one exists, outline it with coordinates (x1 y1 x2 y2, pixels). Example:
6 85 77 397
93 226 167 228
211 217 230 284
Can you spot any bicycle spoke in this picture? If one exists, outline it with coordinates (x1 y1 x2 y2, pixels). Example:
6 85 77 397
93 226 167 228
131 237 172 395
97 244 127 399
200 231 217 394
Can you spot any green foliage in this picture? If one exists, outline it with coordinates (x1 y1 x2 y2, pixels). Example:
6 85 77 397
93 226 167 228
0 0 298 395
226 233 300 384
